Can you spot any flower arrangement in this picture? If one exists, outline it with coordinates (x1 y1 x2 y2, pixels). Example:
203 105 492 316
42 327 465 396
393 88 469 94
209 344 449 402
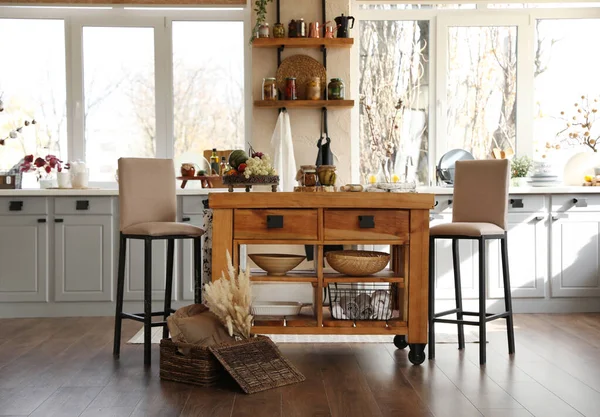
203 251 253 339
556 95 600 152
20 154 69 180
510 156 532 178
0 95 37 146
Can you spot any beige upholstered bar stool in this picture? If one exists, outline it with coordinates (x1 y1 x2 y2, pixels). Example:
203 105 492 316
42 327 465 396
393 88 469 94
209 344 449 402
428 159 515 365
113 158 204 366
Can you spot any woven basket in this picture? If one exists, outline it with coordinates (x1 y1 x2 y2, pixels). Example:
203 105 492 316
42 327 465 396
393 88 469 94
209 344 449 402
326 250 390 276
159 339 224 387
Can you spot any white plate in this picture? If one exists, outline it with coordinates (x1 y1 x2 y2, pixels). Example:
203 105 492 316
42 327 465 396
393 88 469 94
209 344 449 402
251 301 303 316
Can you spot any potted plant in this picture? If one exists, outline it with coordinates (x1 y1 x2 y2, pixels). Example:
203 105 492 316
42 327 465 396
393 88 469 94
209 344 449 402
20 154 70 189
510 156 532 187
251 0 273 43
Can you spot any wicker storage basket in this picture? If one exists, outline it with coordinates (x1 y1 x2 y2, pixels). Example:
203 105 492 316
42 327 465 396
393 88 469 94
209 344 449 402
160 339 224 387
326 250 390 276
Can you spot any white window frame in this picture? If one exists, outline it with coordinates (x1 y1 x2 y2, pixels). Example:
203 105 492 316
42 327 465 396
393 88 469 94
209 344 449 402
352 2 600 185
0 5 250 188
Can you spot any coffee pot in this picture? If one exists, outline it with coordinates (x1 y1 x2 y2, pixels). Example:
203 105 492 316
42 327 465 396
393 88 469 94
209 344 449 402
334 13 355 38
324 21 338 38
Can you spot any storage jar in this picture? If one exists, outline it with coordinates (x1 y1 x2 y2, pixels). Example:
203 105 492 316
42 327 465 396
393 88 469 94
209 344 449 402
327 78 345 100
258 23 270 38
301 165 317 187
317 165 337 186
262 77 277 101
273 23 285 38
285 77 297 100
297 18 307 37
306 77 321 100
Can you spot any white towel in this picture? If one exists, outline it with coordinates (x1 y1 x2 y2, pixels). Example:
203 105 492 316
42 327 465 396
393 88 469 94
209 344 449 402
270 110 296 192
331 303 348 320
340 296 360 319
371 290 392 320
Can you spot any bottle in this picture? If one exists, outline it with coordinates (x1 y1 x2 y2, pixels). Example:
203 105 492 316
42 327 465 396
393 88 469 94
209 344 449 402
219 156 228 176
210 148 220 175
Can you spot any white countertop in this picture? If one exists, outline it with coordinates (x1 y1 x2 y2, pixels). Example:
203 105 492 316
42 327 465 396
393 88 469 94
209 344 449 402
1 185 600 197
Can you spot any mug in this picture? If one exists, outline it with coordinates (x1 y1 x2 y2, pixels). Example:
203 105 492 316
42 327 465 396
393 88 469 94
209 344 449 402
181 163 196 177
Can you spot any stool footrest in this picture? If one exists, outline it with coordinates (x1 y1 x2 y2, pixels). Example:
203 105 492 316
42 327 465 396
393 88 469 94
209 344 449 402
432 311 511 326
121 312 171 324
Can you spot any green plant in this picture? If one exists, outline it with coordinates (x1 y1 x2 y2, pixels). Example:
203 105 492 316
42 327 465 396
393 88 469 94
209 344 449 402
511 156 532 178
251 0 273 43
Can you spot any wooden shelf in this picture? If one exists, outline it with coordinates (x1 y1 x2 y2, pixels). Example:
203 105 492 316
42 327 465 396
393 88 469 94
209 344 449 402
250 270 317 283
323 270 405 285
254 100 354 109
252 38 354 48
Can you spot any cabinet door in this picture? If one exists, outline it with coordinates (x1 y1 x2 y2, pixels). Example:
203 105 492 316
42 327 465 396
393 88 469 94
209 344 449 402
551 212 600 297
182 215 204 301
0 216 48 302
54 215 113 301
488 213 547 299
430 214 479 300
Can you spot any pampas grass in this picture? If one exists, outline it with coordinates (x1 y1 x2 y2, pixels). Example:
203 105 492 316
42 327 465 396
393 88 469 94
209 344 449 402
204 251 253 339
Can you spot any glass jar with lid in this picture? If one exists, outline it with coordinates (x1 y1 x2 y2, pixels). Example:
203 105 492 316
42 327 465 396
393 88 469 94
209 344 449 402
327 78 345 100
317 165 337 186
300 165 317 187
262 78 277 101
258 23 270 38
285 77 297 100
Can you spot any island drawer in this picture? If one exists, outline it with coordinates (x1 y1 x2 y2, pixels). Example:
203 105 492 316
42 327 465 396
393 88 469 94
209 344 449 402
324 209 409 241
234 209 318 240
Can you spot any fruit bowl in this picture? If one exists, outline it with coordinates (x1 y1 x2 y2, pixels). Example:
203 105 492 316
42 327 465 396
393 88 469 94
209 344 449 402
249 254 306 276
326 250 390 276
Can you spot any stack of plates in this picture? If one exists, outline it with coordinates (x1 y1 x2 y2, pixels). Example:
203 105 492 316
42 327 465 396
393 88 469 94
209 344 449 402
527 174 561 187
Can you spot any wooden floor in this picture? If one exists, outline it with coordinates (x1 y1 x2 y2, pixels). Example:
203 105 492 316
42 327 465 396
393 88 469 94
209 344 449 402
0 314 599 417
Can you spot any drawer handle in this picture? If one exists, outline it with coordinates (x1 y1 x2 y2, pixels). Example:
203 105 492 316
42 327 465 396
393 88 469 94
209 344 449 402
76 200 90 210
552 213 568 221
573 198 587 208
37 218 47 223
182 217 191 222
266 215 284 229
9 201 23 211
510 199 524 209
358 215 375 228
55 219 64 223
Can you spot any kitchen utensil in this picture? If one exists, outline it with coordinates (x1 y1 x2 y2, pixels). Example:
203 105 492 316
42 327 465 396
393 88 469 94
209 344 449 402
324 21 338 38
249 253 306 276
436 149 475 185
276 55 326 100
251 301 303 316
334 13 355 38
326 250 390 276
308 22 321 38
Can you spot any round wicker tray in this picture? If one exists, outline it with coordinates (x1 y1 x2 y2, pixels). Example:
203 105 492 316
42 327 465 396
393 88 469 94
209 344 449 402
326 250 390 276
276 54 327 100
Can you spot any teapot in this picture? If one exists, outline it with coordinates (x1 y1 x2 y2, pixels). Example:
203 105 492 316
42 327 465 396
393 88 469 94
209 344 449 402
324 21 339 39
334 13 355 38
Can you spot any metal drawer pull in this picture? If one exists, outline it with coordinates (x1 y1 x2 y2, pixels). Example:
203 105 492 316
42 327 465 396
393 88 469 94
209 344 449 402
534 216 545 221
573 198 588 208
448 199 453 205
37 218 47 223
182 217 191 222
266 215 284 229
552 213 568 221
510 199 524 208
9 201 23 211
55 219 64 223
358 215 375 228
76 200 90 210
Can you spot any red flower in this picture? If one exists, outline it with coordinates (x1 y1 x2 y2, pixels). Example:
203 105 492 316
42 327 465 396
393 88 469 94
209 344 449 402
34 157 46 168
24 154 34 163
44 166 51 174
48 158 57 168
20 162 31 172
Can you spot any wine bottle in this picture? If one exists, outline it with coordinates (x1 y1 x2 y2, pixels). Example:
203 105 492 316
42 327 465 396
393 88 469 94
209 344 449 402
210 148 219 175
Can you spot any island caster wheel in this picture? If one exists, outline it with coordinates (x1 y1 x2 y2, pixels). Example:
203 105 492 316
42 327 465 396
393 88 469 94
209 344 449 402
408 344 426 365
393 335 408 350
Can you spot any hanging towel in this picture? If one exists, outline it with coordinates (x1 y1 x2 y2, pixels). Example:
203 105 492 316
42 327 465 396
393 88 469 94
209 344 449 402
270 110 297 192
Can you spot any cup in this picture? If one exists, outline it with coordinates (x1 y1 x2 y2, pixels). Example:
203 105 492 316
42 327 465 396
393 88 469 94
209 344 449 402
181 163 196 177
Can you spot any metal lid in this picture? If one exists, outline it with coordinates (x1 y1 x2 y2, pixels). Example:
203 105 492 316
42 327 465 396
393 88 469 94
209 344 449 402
264 77 276 80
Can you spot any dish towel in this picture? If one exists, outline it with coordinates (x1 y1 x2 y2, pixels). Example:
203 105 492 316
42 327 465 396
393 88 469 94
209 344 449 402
271 110 297 192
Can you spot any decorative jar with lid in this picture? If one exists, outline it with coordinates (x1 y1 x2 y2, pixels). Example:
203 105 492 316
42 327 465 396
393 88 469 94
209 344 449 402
262 77 277 101
327 78 345 100
273 23 285 38
306 77 321 100
258 23 270 38
285 77 297 100
317 165 337 186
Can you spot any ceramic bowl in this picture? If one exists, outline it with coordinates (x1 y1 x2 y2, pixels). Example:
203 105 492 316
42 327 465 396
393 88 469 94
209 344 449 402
249 254 306 276
326 250 390 276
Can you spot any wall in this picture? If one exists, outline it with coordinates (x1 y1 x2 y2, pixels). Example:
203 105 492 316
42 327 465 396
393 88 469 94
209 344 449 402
251 0 353 187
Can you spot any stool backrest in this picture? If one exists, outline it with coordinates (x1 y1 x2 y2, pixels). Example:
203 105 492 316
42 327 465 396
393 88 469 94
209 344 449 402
452 159 510 230
118 158 177 232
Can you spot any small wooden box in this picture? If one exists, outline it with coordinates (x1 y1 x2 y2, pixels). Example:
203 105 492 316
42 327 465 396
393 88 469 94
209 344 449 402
0 174 17 189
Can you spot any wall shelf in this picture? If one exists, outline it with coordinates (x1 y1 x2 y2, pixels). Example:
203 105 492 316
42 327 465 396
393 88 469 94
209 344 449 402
254 100 354 109
252 38 354 49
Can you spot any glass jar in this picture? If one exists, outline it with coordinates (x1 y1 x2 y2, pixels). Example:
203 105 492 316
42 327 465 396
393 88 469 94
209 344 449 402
288 19 298 37
327 78 345 100
258 23 270 38
306 77 321 100
297 18 307 37
303 166 317 187
317 165 337 186
273 23 285 38
285 77 297 100
262 77 277 101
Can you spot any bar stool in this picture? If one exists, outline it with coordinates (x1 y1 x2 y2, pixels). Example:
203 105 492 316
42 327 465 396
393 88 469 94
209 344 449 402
113 158 204 366
428 159 515 365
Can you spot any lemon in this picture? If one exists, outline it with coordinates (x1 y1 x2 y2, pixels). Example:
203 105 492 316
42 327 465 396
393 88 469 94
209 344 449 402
585 175 593 182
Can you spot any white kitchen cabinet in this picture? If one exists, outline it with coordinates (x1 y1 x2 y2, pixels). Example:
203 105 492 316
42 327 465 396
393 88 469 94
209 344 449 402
54 215 113 301
0 216 49 302
550 211 600 297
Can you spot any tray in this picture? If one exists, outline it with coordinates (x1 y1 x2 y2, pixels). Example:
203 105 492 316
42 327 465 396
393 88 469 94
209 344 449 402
251 301 303 316
276 54 327 100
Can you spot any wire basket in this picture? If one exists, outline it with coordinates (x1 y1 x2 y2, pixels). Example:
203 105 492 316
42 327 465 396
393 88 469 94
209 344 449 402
328 282 395 321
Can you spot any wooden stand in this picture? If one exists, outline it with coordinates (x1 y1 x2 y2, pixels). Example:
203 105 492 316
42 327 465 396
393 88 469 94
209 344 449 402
208 192 434 365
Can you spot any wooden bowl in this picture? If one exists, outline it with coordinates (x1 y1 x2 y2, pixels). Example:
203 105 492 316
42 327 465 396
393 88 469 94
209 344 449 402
326 250 390 276
249 254 306 276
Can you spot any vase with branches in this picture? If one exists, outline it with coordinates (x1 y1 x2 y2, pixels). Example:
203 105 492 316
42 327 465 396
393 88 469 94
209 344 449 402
251 0 273 43
556 95 600 152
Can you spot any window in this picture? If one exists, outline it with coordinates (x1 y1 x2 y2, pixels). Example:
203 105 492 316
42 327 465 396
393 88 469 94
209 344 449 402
172 21 245 171
359 20 430 185
83 26 156 182
0 19 67 171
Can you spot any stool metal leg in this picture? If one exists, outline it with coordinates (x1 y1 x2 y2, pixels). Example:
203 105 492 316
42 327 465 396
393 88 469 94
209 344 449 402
501 234 516 355
193 237 202 304
144 238 152 366
478 237 487 365
428 236 436 360
163 238 175 339
452 239 465 350
113 234 126 358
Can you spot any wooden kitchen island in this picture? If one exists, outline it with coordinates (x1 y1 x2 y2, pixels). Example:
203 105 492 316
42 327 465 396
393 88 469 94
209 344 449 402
208 192 435 364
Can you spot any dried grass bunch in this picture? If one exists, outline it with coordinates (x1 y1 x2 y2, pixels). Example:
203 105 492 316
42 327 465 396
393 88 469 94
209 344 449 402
204 251 253 339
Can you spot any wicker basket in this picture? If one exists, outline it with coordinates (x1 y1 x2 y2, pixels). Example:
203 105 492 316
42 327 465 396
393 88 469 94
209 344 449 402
326 250 390 276
159 339 224 387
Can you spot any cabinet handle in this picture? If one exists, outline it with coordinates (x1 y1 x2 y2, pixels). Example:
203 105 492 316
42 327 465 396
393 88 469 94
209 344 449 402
37 218 47 223
534 216 545 221
447 199 453 206
552 213 568 221
182 217 191 222
510 199 524 209
55 219 64 223
358 215 375 228
76 200 90 210
573 198 588 208
434 201 439 207
9 201 23 211
266 215 284 229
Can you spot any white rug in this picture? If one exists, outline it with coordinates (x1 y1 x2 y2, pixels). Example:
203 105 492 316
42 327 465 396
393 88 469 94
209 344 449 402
127 324 479 344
